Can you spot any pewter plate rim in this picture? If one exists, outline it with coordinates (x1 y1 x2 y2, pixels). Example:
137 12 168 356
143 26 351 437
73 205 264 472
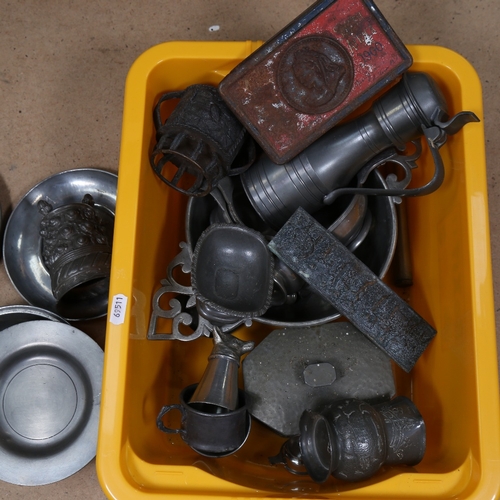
2 168 117 321
0 304 69 332
0 320 103 486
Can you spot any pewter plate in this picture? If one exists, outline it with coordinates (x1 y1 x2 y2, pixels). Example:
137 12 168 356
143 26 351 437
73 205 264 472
3 169 117 321
0 304 69 331
0 320 103 486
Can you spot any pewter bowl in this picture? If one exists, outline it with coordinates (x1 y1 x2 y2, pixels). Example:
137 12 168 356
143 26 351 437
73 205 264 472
192 223 274 317
186 170 396 328
3 168 117 321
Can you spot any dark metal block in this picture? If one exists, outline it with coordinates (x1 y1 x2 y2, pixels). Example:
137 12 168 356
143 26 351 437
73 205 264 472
268 208 436 372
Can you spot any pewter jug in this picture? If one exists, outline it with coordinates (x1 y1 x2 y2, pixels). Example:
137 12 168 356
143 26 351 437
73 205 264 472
241 72 478 229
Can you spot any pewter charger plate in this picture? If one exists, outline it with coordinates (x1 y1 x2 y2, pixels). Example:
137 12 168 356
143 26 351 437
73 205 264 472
3 168 117 321
0 304 68 331
0 320 103 486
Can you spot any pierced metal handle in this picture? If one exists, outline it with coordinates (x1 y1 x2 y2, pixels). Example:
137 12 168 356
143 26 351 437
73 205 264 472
157 404 185 434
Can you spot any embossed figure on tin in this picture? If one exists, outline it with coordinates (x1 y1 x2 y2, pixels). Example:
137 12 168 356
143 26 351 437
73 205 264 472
278 36 354 114
38 194 113 305
218 0 414 163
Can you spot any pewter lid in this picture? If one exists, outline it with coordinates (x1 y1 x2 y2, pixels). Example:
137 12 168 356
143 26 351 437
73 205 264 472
402 71 448 127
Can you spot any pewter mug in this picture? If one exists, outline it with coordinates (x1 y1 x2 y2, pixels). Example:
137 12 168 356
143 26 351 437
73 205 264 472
156 384 250 457
150 84 255 197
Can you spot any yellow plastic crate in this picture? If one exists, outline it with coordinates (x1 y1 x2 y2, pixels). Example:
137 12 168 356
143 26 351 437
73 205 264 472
97 41 500 499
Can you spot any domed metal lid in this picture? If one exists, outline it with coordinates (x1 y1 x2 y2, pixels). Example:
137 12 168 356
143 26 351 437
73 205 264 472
402 71 448 127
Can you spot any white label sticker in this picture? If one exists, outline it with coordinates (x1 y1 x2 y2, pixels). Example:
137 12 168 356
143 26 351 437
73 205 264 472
110 294 128 325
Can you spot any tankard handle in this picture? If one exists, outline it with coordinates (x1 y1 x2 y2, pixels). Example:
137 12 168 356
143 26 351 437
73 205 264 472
157 404 185 434
152 90 186 132
323 109 479 205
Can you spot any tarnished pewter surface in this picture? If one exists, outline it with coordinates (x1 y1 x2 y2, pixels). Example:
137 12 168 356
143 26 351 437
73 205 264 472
271 395 426 483
373 396 426 466
0 321 103 486
268 208 436 372
219 0 412 163
2 169 117 321
302 396 425 482
186 170 397 328
157 384 251 458
192 223 275 319
190 328 254 411
147 241 251 342
38 194 112 303
0 305 68 331
151 85 254 196
243 322 395 436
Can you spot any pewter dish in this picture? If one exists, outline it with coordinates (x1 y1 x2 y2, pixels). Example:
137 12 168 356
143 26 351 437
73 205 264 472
3 168 117 321
186 170 396 327
0 304 68 331
0 320 103 486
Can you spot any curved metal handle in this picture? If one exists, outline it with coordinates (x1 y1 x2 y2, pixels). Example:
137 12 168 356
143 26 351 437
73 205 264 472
226 136 257 177
268 441 309 476
323 126 446 205
151 89 215 197
153 90 186 132
157 404 185 434
432 109 480 136
150 147 212 196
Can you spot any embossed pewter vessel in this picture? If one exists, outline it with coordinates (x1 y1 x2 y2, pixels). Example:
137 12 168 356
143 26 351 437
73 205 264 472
150 84 255 197
271 396 426 483
38 194 113 309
